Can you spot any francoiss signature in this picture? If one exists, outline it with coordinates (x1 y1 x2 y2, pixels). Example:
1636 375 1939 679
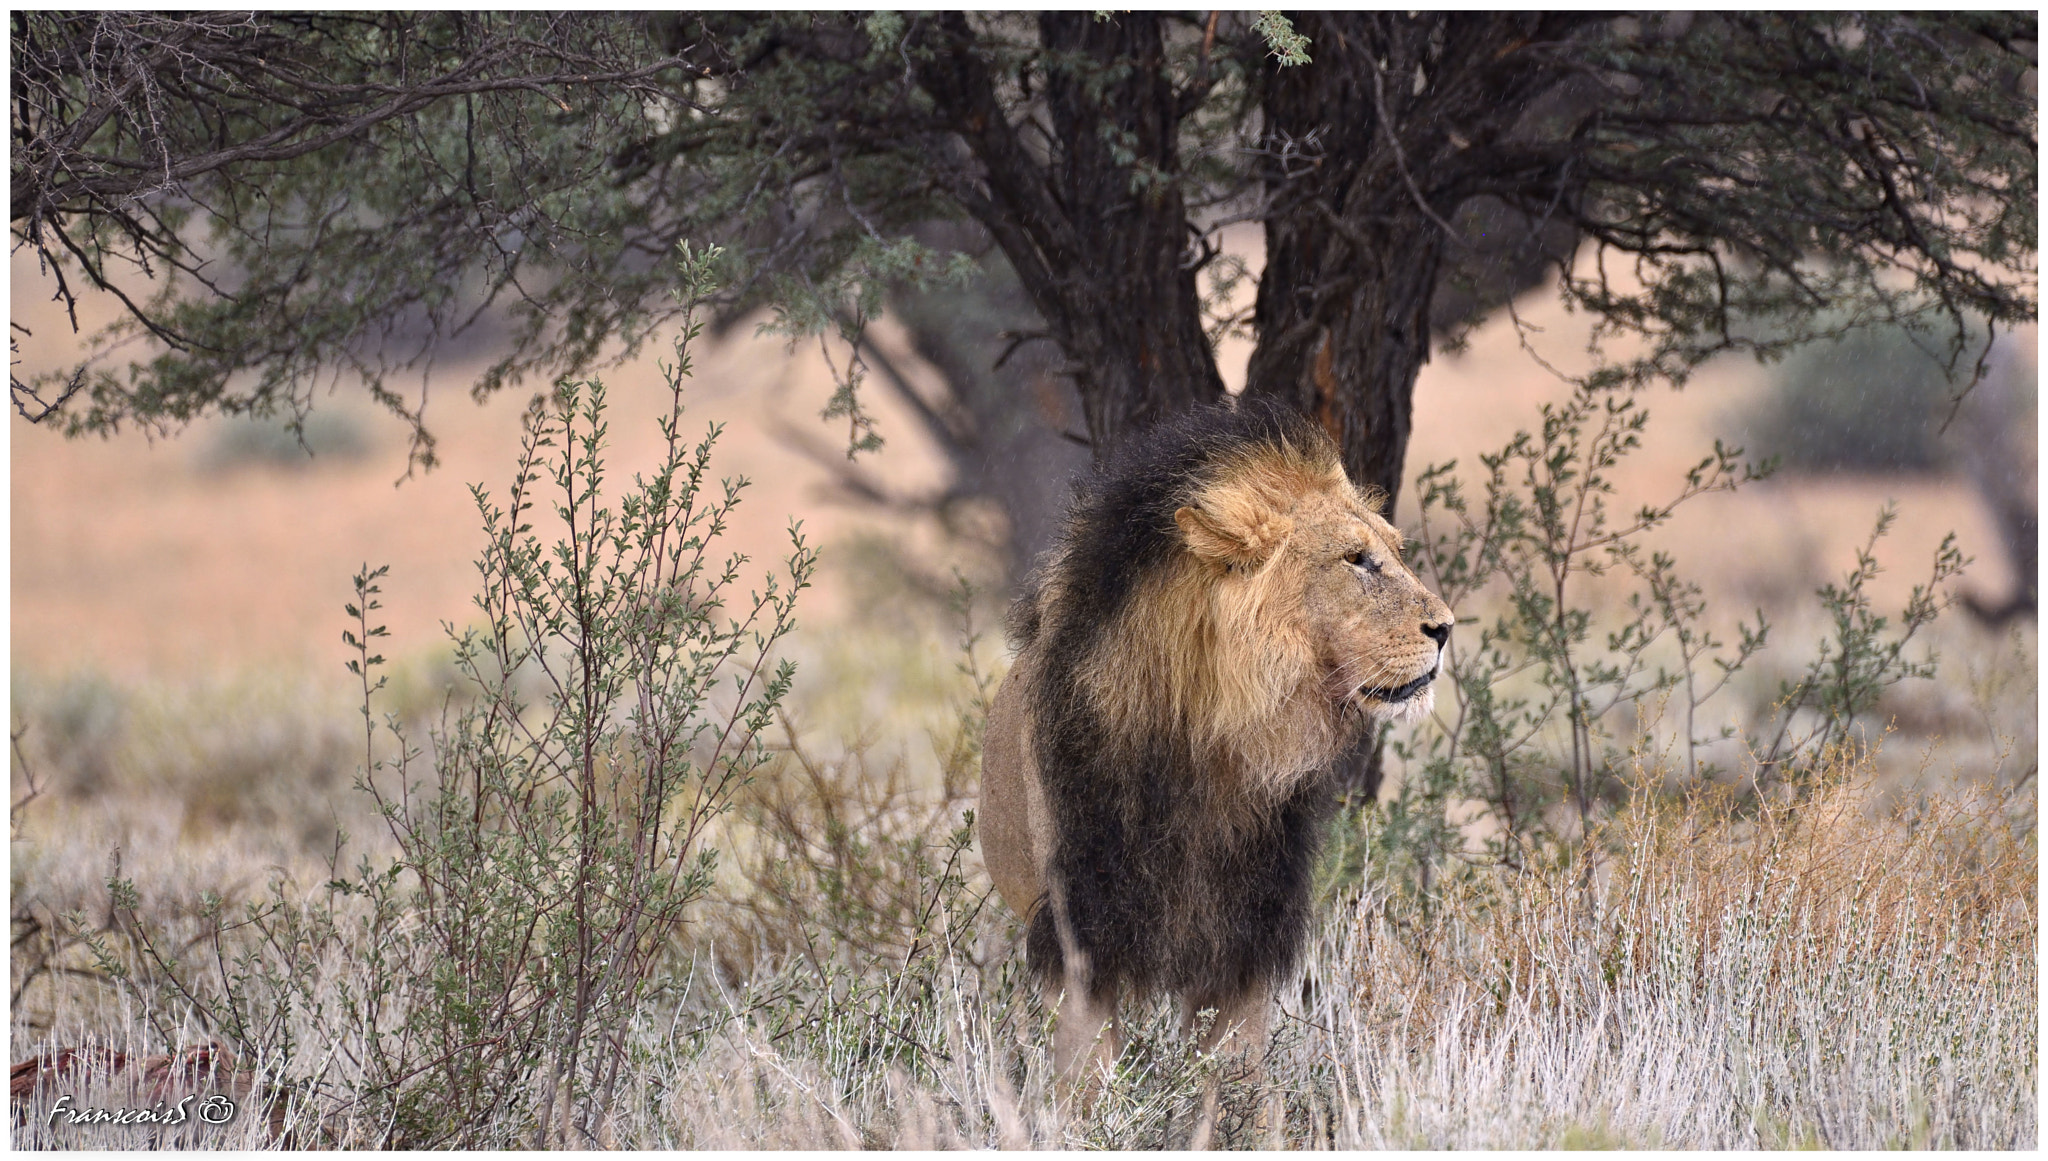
46 1091 237 1127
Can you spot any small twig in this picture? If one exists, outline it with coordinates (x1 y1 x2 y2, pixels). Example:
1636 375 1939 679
993 329 1056 372
11 724 48 838
10 368 88 424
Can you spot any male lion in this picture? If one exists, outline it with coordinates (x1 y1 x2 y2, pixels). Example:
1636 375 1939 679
980 399 1452 1146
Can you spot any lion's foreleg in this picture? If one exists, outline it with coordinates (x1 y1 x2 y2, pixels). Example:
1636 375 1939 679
1051 953 1122 1108
1183 983 1275 1150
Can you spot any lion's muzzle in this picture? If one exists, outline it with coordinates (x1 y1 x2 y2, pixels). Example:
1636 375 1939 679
1357 665 1438 705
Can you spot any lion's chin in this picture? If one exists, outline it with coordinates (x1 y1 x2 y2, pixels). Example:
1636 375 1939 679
1352 671 1438 724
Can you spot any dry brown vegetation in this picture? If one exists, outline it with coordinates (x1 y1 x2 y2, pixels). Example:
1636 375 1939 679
9 597 2036 1148
12 746 2034 1147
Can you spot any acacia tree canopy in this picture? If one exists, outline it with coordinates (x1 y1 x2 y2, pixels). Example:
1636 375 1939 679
11 11 2038 498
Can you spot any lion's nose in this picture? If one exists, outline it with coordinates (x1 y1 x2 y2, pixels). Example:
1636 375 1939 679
1421 620 1451 647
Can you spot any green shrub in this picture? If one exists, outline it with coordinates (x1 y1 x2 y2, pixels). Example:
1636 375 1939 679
55 243 820 1147
196 404 375 472
1373 379 1969 901
1736 318 1991 475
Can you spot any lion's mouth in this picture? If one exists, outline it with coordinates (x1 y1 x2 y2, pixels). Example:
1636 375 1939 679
1357 667 1438 705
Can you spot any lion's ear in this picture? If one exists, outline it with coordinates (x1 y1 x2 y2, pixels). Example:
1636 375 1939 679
1175 504 1288 569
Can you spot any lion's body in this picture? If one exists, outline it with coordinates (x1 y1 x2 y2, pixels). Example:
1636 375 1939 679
979 401 1453 1140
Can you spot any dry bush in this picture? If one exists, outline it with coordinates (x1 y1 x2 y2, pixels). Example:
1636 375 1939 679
691 571 1006 973
702 727 986 977
12 710 2035 1149
10 673 365 851
1297 762 2037 1148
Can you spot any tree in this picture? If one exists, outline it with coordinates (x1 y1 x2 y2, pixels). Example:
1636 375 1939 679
12 11 2037 794
17 10 2033 474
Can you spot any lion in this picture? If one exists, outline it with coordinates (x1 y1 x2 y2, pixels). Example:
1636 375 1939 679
980 399 1452 1146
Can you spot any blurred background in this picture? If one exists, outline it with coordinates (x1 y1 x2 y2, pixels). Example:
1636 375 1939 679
11 233 2036 828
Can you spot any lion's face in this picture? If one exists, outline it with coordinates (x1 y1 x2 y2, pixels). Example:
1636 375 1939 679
1283 490 1453 723
1173 455 1453 729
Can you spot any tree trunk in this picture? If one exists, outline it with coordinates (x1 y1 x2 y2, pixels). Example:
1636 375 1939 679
1241 13 1464 512
1241 13 1594 803
910 14 1587 798
895 16 1583 611
1034 13 1228 446
1243 12 1590 512
1250 191 1451 805
914 13 1225 457
1244 216 1447 511
1240 14 1535 801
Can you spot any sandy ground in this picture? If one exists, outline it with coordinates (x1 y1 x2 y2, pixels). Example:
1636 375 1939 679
10 247 2033 691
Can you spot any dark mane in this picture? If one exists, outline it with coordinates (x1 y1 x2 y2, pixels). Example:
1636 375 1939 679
1014 398 1344 1003
1039 398 1335 642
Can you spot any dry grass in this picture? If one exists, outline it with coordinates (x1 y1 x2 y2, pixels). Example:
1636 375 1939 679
9 525 2036 1149
1305 769 2035 1148
11 693 2034 1149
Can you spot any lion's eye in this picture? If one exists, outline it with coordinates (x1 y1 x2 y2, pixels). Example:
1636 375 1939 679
1345 550 1378 571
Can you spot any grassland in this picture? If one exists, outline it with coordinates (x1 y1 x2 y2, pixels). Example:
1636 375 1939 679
9 595 2036 1148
